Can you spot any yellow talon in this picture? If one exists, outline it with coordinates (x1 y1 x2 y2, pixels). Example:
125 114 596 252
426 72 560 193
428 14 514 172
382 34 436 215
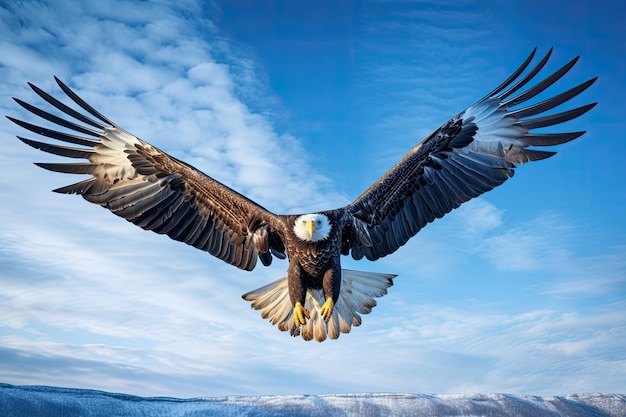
293 302 310 326
319 297 334 322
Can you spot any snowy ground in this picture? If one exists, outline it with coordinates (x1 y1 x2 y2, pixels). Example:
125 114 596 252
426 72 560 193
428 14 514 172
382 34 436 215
1 383 624 417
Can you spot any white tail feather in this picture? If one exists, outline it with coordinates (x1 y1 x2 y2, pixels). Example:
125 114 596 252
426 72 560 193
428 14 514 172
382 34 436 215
242 269 396 342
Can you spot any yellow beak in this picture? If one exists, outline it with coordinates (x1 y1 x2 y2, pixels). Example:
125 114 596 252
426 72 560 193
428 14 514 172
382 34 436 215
307 220 315 237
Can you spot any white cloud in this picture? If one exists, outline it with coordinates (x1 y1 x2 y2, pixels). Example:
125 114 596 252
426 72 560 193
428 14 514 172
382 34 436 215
454 198 504 238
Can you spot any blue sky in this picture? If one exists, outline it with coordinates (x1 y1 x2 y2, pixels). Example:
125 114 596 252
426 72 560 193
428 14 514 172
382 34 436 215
0 0 624 397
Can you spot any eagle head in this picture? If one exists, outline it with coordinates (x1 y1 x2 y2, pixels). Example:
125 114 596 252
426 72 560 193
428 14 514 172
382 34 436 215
293 213 331 243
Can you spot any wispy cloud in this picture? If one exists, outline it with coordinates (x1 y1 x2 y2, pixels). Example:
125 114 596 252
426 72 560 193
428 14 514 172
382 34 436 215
0 0 349 395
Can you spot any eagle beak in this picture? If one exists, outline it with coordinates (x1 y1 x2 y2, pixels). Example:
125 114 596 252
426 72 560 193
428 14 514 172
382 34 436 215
307 220 315 238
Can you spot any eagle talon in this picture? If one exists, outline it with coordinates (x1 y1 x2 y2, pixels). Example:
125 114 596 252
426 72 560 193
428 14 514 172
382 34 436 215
293 302 310 326
320 297 334 322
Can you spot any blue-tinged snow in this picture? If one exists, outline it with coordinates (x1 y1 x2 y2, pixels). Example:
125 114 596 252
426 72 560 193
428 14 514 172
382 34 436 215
0 383 624 417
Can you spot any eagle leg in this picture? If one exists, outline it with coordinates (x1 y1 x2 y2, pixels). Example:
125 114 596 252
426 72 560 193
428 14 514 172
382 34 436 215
319 297 334 322
293 302 310 326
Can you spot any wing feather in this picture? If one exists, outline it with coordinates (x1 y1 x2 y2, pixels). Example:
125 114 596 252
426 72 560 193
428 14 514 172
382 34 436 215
9 77 286 270
501 55 579 107
18 137 95 159
347 49 596 261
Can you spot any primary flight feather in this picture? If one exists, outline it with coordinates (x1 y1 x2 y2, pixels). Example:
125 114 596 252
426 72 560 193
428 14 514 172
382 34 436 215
8 48 596 342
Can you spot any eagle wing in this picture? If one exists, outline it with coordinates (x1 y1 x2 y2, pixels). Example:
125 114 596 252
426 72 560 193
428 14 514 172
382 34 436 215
346 48 597 261
8 77 286 271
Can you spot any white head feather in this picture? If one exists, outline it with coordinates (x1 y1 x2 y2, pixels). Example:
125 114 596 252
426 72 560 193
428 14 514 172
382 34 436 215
293 213 331 243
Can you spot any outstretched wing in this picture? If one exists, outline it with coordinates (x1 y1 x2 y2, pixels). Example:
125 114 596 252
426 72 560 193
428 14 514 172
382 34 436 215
8 77 286 271
346 48 597 261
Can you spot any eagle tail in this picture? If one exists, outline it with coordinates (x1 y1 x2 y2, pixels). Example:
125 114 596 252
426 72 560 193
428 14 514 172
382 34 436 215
242 269 396 342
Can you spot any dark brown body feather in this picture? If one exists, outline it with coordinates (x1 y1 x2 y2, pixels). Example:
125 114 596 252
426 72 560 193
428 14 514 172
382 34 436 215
282 211 347 306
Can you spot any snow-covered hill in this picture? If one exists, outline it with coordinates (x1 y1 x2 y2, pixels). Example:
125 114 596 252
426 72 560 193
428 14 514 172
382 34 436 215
1 383 624 417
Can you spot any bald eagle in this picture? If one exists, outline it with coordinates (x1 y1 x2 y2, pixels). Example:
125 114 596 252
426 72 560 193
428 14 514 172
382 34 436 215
8 48 596 342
